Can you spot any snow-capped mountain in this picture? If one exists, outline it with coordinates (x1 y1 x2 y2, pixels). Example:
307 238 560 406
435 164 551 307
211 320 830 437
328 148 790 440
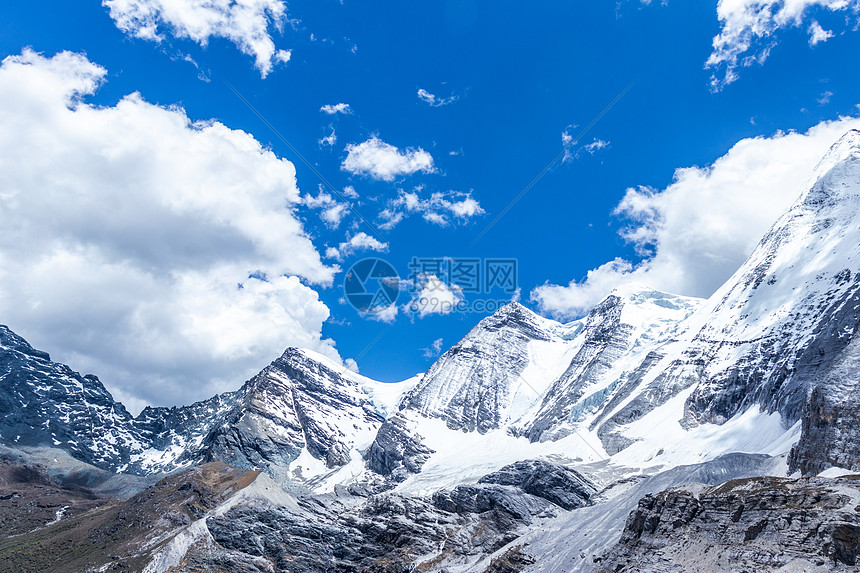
402 302 581 433
134 347 418 478
184 347 414 478
0 325 144 469
561 129 860 471
0 335 417 479
360 129 860 484
517 284 702 443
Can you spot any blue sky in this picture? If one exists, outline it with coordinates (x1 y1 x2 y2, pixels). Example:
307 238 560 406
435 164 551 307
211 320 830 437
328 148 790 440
1 1 859 410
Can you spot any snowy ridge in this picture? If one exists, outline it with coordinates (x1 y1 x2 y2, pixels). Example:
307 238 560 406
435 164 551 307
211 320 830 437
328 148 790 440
516 284 703 443
402 302 581 433
133 346 420 478
0 335 420 480
580 129 860 469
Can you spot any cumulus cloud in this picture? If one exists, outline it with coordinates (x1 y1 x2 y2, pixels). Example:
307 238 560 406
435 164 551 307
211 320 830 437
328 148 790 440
0 49 341 413
532 116 860 319
417 88 459 107
103 0 291 77
320 102 351 114
407 275 463 318
328 232 389 261
377 189 484 230
342 137 435 181
706 0 859 89
303 188 348 228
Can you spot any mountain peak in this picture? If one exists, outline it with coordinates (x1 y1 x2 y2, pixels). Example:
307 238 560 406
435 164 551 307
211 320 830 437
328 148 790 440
590 283 703 330
492 300 530 317
813 129 860 174
607 281 656 298
484 301 557 331
0 325 51 361
800 129 860 208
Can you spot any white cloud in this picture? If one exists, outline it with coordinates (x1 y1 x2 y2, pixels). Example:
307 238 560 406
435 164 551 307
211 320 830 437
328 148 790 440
808 20 835 44
407 275 463 318
342 137 435 182
103 0 291 77
417 88 459 107
377 189 484 230
448 195 484 218
0 50 341 412
532 116 860 318
422 337 445 358
303 189 348 228
322 204 348 227
367 302 399 323
818 90 834 104
706 0 860 89
561 127 608 162
320 102 351 114
584 139 610 154
319 127 337 147
329 232 389 261
561 130 575 162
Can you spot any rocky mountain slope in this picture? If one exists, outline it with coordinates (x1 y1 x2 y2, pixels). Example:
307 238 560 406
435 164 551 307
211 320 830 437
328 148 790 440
516 284 702 444
131 347 408 478
598 474 860 572
0 454 598 573
0 333 416 480
0 325 143 470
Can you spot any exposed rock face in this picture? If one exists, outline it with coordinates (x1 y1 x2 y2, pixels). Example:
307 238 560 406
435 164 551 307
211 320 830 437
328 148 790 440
160 460 598 573
364 414 434 483
483 546 536 573
499 453 788 573
790 334 860 475
599 475 860 572
0 334 390 477
194 347 385 472
0 325 141 471
478 459 597 510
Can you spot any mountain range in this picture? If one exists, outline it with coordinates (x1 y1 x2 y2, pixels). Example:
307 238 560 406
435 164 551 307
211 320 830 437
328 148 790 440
2 130 860 571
